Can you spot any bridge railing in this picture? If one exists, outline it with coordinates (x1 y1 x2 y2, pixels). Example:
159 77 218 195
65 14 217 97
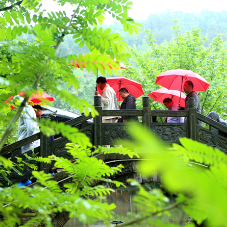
197 113 227 152
94 96 191 146
0 114 94 185
1 95 227 186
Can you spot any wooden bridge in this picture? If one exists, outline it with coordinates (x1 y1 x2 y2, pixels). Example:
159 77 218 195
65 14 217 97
1 95 227 188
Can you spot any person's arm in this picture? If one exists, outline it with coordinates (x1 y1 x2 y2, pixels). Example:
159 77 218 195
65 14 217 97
100 89 111 108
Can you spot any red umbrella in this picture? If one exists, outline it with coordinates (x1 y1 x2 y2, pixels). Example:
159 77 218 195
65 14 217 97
6 91 54 108
68 55 127 69
148 88 186 107
106 77 144 101
155 69 210 91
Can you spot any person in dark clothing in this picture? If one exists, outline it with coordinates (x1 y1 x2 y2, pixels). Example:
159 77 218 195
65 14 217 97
178 80 202 125
33 105 55 143
118 88 138 122
208 112 227 138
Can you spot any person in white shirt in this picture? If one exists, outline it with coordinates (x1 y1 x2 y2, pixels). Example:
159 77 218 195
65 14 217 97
95 76 119 123
163 98 184 123
14 96 40 153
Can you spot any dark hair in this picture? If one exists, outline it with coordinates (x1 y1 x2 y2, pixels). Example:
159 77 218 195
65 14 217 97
33 105 42 110
185 80 194 89
96 76 107 84
163 98 172 103
119 87 129 93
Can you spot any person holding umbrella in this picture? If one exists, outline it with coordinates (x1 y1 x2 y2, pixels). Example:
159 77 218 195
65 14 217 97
183 80 201 113
179 80 202 125
95 76 119 123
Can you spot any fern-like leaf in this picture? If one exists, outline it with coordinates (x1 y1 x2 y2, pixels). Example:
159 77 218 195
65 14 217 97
173 137 227 167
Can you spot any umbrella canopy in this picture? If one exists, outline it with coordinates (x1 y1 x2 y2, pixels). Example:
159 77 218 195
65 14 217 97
6 91 54 108
148 88 186 107
155 69 210 91
69 55 127 69
106 77 144 101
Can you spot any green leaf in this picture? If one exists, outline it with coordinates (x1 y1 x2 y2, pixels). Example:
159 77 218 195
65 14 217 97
6 27 12 40
79 40 85 48
101 28 111 37
17 12 25 24
110 41 117 53
0 28 6 41
25 13 31 24
11 11 19 24
128 24 133 35
104 39 110 51
4 11 13 25
123 23 128 31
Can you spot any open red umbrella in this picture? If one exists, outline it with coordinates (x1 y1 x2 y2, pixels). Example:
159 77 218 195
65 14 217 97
6 91 54 108
106 77 144 101
148 88 186 107
155 69 210 91
68 55 127 69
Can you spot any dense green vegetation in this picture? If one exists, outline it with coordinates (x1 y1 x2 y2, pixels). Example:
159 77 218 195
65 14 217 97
55 10 227 119
1 1 227 226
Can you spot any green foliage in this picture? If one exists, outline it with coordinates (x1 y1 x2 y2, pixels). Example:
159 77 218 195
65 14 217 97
122 21 227 118
0 0 142 225
117 123 227 226
0 143 135 226
95 145 140 159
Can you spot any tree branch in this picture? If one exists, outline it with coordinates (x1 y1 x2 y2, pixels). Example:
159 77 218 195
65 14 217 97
0 0 23 12
54 5 79 50
117 202 182 227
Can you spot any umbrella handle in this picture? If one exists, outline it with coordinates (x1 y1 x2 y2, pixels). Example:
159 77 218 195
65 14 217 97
179 76 184 106
96 69 98 91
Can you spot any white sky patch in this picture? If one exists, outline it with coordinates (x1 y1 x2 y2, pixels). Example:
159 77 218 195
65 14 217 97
40 0 227 24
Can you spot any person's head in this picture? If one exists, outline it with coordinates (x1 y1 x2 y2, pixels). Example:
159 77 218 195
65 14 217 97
119 87 129 100
163 98 173 109
183 80 194 94
96 76 107 90
33 105 43 119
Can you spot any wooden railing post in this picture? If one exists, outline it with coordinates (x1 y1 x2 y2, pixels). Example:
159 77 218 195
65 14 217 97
40 132 49 173
94 96 102 148
188 97 197 140
142 96 151 128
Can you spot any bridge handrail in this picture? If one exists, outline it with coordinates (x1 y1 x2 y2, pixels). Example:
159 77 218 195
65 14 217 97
2 95 227 186
102 109 188 117
1 114 93 157
197 113 227 134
